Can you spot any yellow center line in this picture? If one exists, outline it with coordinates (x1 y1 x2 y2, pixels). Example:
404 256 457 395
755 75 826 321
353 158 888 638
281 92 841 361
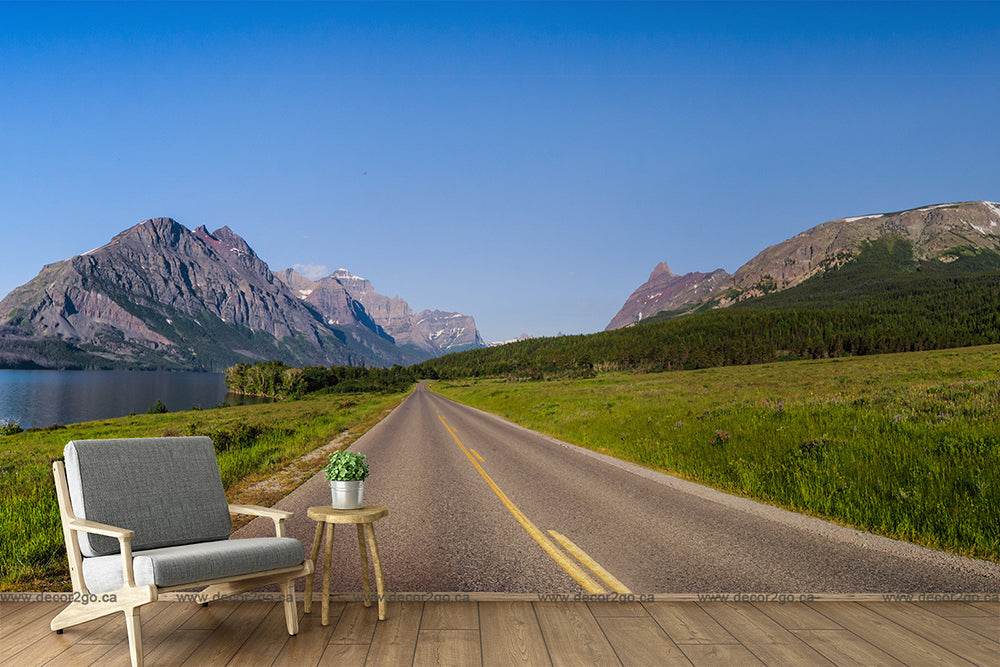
437 414 606 594
548 530 633 594
470 449 485 463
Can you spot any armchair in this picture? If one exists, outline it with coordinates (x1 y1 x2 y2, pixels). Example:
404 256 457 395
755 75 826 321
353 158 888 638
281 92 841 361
50 436 314 667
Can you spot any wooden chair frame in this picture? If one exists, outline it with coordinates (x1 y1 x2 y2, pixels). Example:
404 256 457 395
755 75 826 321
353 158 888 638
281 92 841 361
50 460 314 667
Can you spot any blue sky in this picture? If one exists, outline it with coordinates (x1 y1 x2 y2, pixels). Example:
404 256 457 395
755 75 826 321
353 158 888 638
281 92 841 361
1 2 998 342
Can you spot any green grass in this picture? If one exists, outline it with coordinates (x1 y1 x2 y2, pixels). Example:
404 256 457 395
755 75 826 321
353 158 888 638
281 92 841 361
432 344 1000 562
0 390 409 591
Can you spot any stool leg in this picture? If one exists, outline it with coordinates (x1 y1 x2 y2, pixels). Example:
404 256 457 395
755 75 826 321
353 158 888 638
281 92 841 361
356 524 371 608
364 523 387 620
322 523 335 626
304 520 324 614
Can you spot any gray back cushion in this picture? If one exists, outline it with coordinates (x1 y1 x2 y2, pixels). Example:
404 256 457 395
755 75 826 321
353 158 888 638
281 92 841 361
64 437 232 557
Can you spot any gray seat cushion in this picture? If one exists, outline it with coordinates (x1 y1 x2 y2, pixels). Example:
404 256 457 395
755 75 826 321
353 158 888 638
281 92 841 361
64 437 232 557
81 537 305 594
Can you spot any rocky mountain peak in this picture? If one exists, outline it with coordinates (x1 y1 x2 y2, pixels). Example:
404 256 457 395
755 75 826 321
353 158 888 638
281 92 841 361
331 269 376 295
729 201 1000 298
0 219 391 370
649 262 674 279
606 264 731 330
0 217 487 370
277 267 485 358
608 200 1000 328
111 217 185 247
190 224 256 260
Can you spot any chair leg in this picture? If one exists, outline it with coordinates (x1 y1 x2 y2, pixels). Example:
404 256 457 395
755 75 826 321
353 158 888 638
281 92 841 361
304 519 323 614
281 579 299 635
124 607 144 667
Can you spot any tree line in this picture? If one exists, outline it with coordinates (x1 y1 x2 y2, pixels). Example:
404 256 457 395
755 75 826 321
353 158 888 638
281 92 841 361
227 240 1000 395
413 240 1000 380
225 360 418 398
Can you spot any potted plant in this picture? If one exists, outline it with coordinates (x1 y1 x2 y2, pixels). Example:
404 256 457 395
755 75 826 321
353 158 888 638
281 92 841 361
323 450 370 509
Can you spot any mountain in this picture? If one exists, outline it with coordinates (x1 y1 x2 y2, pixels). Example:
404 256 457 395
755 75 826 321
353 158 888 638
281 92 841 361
276 268 485 358
605 263 730 330
608 201 1000 328
0 218 472 370
727 201 1000 300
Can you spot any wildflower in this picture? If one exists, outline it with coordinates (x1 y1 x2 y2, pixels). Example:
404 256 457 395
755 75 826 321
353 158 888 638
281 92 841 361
712 429 731 443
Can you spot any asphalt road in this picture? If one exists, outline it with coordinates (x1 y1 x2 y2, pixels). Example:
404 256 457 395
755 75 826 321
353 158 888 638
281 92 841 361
237 382 1000 595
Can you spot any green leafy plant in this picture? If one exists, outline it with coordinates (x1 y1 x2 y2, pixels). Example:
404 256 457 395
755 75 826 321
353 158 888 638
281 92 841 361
0 419 23 436
322 450 370 482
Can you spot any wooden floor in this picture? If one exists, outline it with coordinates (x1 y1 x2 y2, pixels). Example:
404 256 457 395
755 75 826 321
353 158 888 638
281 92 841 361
1 597 997 666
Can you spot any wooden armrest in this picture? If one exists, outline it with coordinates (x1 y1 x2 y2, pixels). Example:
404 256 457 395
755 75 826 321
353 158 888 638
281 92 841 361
229 504 293 520
67 518 134 540
229 504 292 537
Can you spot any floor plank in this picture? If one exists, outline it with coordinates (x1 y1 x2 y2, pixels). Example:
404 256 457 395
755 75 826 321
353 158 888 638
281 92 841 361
587 602 649 618
101 601 203 667
413 629 481 667
6 597 997 667
0 601 54 630
698 602 835 665
752 601 842 630
597 616 692 666
915 601 996 618
533 602 621 667
790 629 907 666
971 602 1000 616
0 601 30 617
73 610 137 646
319 642 371 666
480 601 551 667
140 628 212 667
948 615 1000 642
41 641 117 666
364 601 422 667
643 602 738 645
679 643 765 666
225 602 296 666
178 601 239 631
419 601 478 630
330 602 379 645
0 602 65 662
271 612 340 667
809 601 978 666
181 601 274 667
861 602 1000 666
2 618 92 666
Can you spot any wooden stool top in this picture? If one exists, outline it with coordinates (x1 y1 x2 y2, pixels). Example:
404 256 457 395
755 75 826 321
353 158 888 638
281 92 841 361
307 505 389 524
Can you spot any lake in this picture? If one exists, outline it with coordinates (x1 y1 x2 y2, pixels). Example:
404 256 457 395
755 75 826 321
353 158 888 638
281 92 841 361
0 370 265 429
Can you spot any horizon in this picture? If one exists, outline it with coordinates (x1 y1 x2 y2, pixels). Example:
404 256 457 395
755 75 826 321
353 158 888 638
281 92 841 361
2 1 998 342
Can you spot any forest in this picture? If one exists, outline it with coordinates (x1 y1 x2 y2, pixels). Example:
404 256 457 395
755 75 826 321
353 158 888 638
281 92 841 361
414 239 1000 379
225 360 418 398
227 240 1000 396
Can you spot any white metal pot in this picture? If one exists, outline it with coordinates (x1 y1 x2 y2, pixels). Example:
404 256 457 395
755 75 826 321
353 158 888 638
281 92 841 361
329 479 364 509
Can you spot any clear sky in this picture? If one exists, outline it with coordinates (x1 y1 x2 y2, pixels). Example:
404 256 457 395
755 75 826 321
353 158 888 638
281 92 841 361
1 2 998 343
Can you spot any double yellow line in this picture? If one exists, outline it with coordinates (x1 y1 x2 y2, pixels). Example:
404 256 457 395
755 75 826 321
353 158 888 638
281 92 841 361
437 413 631 595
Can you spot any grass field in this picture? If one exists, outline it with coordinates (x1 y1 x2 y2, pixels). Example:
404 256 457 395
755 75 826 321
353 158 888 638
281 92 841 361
432 344 1000 562
0 390 408 591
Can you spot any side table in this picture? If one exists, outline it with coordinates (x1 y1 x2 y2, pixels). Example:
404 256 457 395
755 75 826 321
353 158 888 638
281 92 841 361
304 505 389 624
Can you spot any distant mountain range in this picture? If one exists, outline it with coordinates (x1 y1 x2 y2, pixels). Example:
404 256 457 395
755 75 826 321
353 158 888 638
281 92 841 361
275 267 484 358
608 201 1000 329
0 218 484 370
